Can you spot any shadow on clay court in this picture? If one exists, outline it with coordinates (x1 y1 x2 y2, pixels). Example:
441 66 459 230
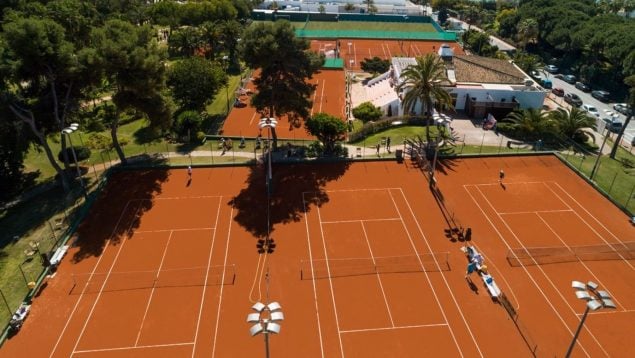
231 161 351 250
465 276 479 294
71 162 170 263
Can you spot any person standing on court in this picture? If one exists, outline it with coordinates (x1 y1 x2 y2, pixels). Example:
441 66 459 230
187 165 192 178
386 137 391 153
376 143 381 156
499 169 505 183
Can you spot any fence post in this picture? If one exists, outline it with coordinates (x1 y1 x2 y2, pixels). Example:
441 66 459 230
209 141 214 164
165 143 170 162
0 289 11 317
498 135 504 154
578 155 585 171
607 172 618 195
47 220 58 242
625 183 635 209
479 132 485 154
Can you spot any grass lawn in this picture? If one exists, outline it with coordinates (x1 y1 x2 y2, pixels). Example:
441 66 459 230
349 125 442 146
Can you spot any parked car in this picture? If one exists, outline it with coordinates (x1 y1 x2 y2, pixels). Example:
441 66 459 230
613 103 632 116
564 93 582 106
554 74 565 80
575 82 591 92
602 117 623 133
552 87 564 96
591 90 610 102
563 75 577 84
545 65 558 73
541 79 553 89
582 104 600 117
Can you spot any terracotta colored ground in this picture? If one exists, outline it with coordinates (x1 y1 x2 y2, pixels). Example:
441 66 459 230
2 155 633 357
221 69 345 140
311 39 465 71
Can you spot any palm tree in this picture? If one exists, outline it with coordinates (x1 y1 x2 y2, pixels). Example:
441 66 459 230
549 107 596 142
397 53 453 143
516 18 539 50
610 74 635 158
503 108 553 140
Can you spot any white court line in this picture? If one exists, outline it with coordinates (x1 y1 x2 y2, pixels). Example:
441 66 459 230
319 78 326 113
210 205 234 358
70 203 144 356
320 218 401 224
50 199 136 358
248 111 258 126
74 341 194 354
360 221 394 327
310 80 320 116
353 43 357 68
385 43 392 58
302 193 325 358
340 323 448 334
535 212 624 310
466 185 593 357
578 309 635 316
380 44 387 58
317 187 402 193
546 182 634 271
134 227 214 233
316 200 346 358
392 188 479 358
135 230 174 346
193 196 223 358
498 209 573 215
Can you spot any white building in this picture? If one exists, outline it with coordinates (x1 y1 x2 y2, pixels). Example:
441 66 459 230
355 44 547 120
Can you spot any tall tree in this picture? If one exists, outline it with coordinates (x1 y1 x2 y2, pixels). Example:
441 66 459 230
240 21 321 146
91 20 173 165
168 57 226 111
305 113 347 154
516 18 539 50
0 16 95 192
610 75 635 158
396 53 453 143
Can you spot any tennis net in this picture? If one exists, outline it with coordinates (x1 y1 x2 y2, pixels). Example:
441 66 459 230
300 252 450 280
70 264 235 294
507 242 635 267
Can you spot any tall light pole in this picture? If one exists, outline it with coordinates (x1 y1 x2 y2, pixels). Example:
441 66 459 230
259 118 277 195
61 123 87 198
565 280 616 358
590 122 610 180
223 55 230 115
247 301 284 358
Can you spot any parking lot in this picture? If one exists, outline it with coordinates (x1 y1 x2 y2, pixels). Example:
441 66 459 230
546 74 634 146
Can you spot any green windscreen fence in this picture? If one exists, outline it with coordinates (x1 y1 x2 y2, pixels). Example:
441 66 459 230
323 58 344 69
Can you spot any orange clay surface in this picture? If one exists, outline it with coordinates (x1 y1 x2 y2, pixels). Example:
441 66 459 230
311 39 465 71
221 39 463 139
221 69 345 140
2 155 633 357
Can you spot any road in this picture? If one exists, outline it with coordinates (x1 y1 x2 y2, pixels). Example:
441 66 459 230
448 17 517 52
546 74 634 146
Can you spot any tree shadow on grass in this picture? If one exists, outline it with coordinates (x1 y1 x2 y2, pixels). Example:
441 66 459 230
230 161 351 249
133 125 163 145
71 165 170 262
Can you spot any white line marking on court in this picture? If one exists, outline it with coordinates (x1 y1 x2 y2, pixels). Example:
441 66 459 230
319 79 326 113
194 196 223 358
311 80 320 116
360 221 394 327
547 182 634 271
465 185 593 357
302 193 326 358
135 230 174 346
248 111 258 126
70 203 144 356
50 200 136 358
320 218 401 224
499 209 573 215
578 309 635 316
210 204 234 358
340 323 448 334
535 212 624 310
74 341 194 354
316 200 346 358
392 188 478 358
134 227 214 233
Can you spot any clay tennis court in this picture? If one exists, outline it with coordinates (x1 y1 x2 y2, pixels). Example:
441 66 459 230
221 69 345 139
1 155 633 357
311 39 465 71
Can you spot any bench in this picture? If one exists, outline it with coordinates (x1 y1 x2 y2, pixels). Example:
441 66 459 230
50 245 69 267
481 274 501 298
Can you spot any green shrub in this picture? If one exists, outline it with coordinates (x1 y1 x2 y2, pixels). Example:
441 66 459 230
173 110 203 139
58 146 91 163
195 131 206 143
352 102 383 123
86 133 112 150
